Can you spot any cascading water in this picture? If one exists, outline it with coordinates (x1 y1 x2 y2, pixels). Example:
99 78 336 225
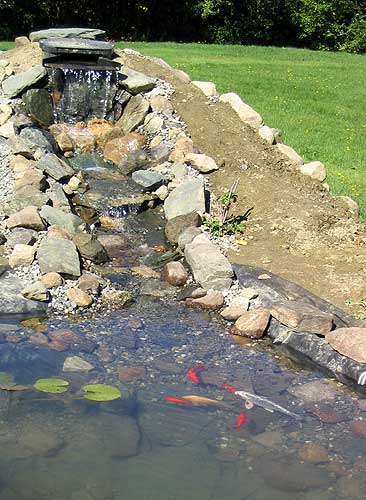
49 67 117 123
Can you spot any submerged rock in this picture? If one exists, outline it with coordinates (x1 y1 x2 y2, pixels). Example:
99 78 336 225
0 271 47 318
161 261 188 286
63 356 94 372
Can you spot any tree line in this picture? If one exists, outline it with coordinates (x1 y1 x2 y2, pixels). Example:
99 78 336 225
1 0 365 53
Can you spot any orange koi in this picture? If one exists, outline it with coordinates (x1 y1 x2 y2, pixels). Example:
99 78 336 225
234 412 247 429
221 383 238 393
187 365 206 384
182 395 226 407
164 397 193 406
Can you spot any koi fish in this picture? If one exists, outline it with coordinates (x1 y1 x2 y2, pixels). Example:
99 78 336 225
182 395 226 407
234 390 301 420
187 365 206 384
234 412 247 429
164 397 193 406
221 383 238 393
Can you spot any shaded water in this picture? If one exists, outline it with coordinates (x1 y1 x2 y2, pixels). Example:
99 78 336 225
49 68 117 123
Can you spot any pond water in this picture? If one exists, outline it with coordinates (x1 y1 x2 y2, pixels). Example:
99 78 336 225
1 175 365 500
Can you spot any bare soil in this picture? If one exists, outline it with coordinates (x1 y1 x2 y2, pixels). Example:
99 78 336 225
4 45 366 314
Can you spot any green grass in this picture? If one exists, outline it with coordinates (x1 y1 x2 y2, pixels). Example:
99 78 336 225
0 41 14 51
2 40 366 211
116 42 366 213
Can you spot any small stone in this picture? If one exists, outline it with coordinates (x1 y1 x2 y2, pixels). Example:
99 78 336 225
67 287 93 308
299 443 329 464
306 404 346 423
63 356 94 373
186 290 224 311
117 365 146 383
30 332 49 346
100 289 131 308
6 206 45 231
150 95 174 114
169 136 194 162
232 309 271 339
171 162 188 179
56 132 74 152
78 272 102 294
239 288 258 300
337 195 359 217
165 211 202 244
258 273 271 280
9 244 36 268
132 170 165 191
131 265 160 279
155 185 169 201
144 114 164 134
161 262 188 286
21 281 49 302
191 81 218 97
150 144 170 162
221 305 249 321
6 228 38 248
300 161 327 182
258 125 275 144
40 272 63 289
186 153 219 173
350 420 366 438
277 143 304 166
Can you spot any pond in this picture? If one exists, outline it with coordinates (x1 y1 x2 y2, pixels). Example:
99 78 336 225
0 210 365 500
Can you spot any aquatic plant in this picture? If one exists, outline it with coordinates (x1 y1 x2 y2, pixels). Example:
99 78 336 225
82 383 121 402
34 378 70 394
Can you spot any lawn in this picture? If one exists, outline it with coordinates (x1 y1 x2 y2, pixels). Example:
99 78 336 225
1 40 366 213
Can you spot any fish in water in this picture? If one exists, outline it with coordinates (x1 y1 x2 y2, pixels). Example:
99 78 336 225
234 412 247 429
234 390 301 420
164 397 193 406
221 383 238 393
182 395 226 407
187 365 206 384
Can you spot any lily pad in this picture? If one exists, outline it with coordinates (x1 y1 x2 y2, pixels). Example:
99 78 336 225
0 372 29 391
82 384 121 402
34 378 70 394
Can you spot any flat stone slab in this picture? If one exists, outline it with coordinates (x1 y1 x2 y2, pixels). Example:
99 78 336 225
2 65 47 98
0 271 47 319
164 178 206 220
40 37 113 58
29 28 105 42
118 65 156 95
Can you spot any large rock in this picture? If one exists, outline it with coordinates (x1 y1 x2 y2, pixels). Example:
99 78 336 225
1 65 47 98
165 211 202 244
72 232 108 263
103 132 146 165
19 127 55 154
36 153 74 180
277 143 304 166
186 153 219 173
21 281 49 302
0 271 47 318
270 300 334 335
29 28 105 41
1 193 50 215
326 328 366 363
232 309 271 338
132 170 165 191
40 205 85 235
37 238 81 277
191 81 218 97
219 92 263 128
164 178 206 220
14 168 46 193
6 228 38 248
184 234 233 290
9 244 36 268
118 66 155 95
300 161 327 182
6 206 45 231
23 89 53 127
117 95 150 134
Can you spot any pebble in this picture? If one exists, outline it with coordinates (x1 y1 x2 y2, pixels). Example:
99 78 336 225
63 356 94 372
186 291 224 311
117 365 146 383
299 443 329 464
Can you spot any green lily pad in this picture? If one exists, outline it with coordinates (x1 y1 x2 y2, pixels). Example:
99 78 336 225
34 378 70 394
82 384 121 402
0 372 29 391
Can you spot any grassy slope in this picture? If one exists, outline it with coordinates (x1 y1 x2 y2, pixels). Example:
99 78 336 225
1 40 365 211
117 42 366 213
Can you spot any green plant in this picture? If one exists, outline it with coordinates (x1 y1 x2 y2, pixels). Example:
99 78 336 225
203 180 252 237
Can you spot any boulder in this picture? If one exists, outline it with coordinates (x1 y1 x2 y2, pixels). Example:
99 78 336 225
29 28 105 41
186 153 219 173
67 287 93 307
0 121 15 139
177 226 202 250
49 182 71 211
72 231 108 263
326 328 366 363
300 161 327 182
150 143 170 162
7 135 34 158
22 88 53 127
184 234 233 290
104 132 146 165
1 193 50 215
15 36 30 47
116 95 150 134
221 304 249 321
118 149 149 175
165 211 202 244
150 95 174 114
219 92 263 128
144 113 164 134
55 132 74 152
164 178 206 220
21 281 49 302
270 300 334 335
6 206 45 231
14 168 47 192
258 125 276 144
277 143 304 166
118 66 155 95
40 205 85 235
9 244 36 268
2 65 47 98
132 170 165 191
47 225 72 240
19 127 55 154
232 309 271 338
191 81 218 97
161 262 188 286
0 271 47 318
9 155 34 173
36 153 74 180
37 238 81 277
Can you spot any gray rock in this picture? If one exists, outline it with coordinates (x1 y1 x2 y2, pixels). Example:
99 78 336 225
118 149 150 175
140 279 177 298
171 162 188 179
150 144 170 162
1 65 47 98
6 228 38 248
29 28 105 42
0 271 47 318
6 206 45 231
49 182 71 211
185 234 233 290
62 356 94 372
37 238 81 277
40 205 85 235
37 153 74 180
164 178 206 220
21 281 50 302
270 300 334 335
177 226 202 250
23 88 53 127
72 232 108 263
118 66 155 95
132 170 165 191
165 211 202 244
117 95 150 134
19 127 56 154
7 135 34 158
0 193 50 215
